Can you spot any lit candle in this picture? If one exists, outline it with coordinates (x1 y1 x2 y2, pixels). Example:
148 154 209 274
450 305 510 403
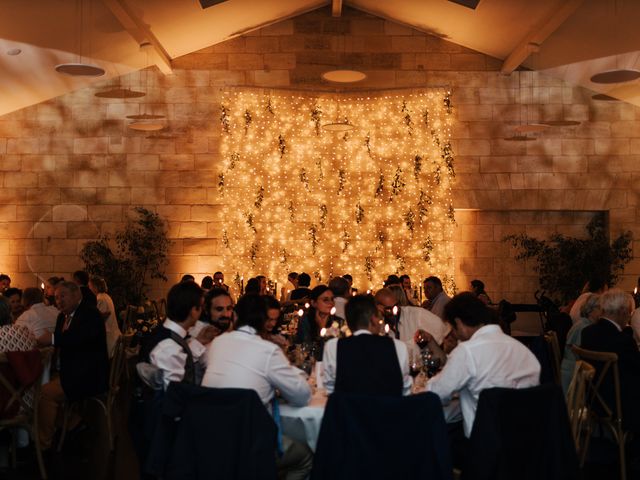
330 306 336 316
635 287 638 295
320 327 327 337
40 282 45 290
392 306 398 316
304 302 310 309
298 309 304 317
351 291 356 297
384 324 390 335
366 289 371 294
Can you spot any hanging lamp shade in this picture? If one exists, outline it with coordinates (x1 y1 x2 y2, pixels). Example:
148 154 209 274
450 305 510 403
322 69 367 83
128 121 164 131
55 63 105 76
126 113 165 120
590 69 640 84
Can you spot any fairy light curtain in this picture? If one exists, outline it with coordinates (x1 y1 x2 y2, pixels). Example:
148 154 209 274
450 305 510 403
218 89 456 292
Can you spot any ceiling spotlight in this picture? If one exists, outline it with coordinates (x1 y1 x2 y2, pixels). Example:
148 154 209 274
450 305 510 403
590 69 640 84
128 122 164 131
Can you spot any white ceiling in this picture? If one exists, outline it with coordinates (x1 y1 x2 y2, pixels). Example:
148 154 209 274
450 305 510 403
1 0 640 116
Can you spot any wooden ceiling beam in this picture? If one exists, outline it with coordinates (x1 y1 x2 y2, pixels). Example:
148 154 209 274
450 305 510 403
332 0 343 17
101 0 173 74
501 0 583 74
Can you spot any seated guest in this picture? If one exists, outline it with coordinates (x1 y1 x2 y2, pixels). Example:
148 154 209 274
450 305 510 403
263 296 289 350
213 271 230 292
421 276 450 320
470 279 492 305
44 276 64 307
281 272 298 301
0 295 36 352
138 282 217 391
0 274 10 294
37 281 109 451
328 276 350 321
88 276 121 358
425 292 540 439
569 277 607 324
322 294 412 396
289 272 312 301
180 274 195 283
560 293 600 393
384 275 401 288
376 287 450 347
399 274 415 305
72 270 97 307
16 287 58 341
202 294 312 480
4 288 24 322
581 288 640 432
192 287 234 337
244 277 261 296
201 275 214 292
256 275 268 296
294 285 342 345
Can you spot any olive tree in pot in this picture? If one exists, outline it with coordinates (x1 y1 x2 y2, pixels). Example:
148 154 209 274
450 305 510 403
504 213 632 306
80 207 171 313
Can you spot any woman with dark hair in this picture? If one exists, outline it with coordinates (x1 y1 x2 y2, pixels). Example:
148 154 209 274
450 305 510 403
470 279 492 305
44 276 64 307
262 296 288 350
244 277 261 296
294 285 342 345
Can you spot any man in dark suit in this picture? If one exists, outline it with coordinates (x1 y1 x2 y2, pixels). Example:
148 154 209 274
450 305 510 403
73 270 97 307
38 281 109 450
581 288 640 433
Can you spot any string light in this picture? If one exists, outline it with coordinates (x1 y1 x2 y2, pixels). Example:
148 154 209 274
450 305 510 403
218 89 456 293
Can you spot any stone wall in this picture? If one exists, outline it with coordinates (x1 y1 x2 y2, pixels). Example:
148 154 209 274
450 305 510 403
0 6 638 301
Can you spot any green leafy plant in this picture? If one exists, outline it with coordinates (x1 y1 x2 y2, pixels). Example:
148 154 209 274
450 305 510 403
80 207 170 310
504 213 632 305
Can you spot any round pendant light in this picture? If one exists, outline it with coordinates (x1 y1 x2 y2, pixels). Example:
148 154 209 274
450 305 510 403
322 69 367 83
128 122 164 131
95 88 146 99
126 113 165 120
590 69 640 84
592 93 619 102
55 63 105 77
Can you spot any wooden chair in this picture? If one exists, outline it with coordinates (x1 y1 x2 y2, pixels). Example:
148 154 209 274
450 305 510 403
544 330 562 386
57 334 128 452
0 348 53 479
571 345 630 480
565 360 595 464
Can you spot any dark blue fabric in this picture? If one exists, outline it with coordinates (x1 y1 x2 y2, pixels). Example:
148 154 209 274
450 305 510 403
146 383 278 480
463 384 579 480
311 391 453 480
335 335 403 397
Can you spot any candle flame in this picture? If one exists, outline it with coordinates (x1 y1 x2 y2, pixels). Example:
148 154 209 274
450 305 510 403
304 302 310 309
320 327 327 337
330 306 336 315
297 309 304 317
384 324 390 334
392 305 398 315
635 287 638 295
41 282 45 290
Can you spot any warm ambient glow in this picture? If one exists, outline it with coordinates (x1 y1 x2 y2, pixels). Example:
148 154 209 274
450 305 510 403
218 89 456 291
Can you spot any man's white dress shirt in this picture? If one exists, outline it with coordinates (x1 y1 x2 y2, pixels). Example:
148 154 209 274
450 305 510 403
333 297 347 321
398 306 451 345
96 293 121 357
426 324 541 437
322 329 412 396
428 291 451 320
15 303 58 338
202 325 311 407
149 319 206 391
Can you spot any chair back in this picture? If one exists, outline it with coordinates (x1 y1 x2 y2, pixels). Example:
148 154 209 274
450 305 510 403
312 392 452 480
544 330 562 386
464 384 579 480
570 346 622 423
565 360 595 463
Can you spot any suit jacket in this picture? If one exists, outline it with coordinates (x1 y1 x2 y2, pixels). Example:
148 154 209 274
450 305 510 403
581 318 640 431
54 300 109 401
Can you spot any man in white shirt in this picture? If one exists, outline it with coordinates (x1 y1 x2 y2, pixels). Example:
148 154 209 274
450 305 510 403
375 288 450 346
328 276 350 321
323 294 412 396
422 276 451 320
139 282 218 391
424 292 541 438
16 287 58 339
203 294 313 480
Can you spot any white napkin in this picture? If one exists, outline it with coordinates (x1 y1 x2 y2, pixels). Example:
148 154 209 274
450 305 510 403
315 361 324 390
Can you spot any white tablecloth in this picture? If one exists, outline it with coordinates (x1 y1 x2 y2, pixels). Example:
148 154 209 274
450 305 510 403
279 389 461 452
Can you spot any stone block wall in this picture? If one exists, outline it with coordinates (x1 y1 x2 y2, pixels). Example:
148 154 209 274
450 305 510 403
0 6 639 301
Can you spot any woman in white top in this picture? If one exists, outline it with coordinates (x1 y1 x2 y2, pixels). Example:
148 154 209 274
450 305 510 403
89 276 121 358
